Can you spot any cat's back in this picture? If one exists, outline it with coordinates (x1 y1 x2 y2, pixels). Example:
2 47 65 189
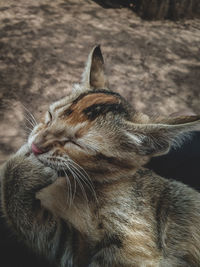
138 168 200 266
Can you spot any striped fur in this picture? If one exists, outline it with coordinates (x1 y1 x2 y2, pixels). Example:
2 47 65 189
1 46 200 266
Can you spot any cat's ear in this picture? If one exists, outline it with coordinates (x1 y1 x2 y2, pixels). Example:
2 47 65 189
82 45 108 90
124 115 200 156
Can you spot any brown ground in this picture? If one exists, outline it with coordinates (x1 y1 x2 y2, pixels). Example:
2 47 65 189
0 0 200 164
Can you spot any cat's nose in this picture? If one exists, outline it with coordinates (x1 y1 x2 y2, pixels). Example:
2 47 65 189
31 143 44 156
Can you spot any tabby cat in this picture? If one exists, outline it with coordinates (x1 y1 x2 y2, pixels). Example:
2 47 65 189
1 46 200 267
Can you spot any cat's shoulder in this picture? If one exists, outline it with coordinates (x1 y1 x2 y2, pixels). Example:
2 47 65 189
134 167 200 204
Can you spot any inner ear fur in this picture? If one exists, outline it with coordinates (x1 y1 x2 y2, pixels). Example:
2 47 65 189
125 115 200 157
82 45 108 90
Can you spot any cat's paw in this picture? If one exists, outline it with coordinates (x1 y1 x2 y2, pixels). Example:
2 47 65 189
27 154 58 181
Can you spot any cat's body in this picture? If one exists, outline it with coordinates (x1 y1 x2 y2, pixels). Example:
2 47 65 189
1 46 200 266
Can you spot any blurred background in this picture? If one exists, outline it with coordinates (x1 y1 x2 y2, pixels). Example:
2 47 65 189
0 0 200 164
0 1 200 266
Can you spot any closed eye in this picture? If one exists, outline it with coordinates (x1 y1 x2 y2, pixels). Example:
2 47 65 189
64 139 82 149
48 111 53 121
45 111 52 125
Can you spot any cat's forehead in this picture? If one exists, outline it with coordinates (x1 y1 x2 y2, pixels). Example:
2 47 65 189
49 89 123 116
49 95 72 114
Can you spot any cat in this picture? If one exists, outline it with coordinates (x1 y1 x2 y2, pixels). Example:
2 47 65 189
1 45 200 267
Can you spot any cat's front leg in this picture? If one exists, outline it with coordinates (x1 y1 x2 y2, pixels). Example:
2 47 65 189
0 144 61 257
1 144 57 224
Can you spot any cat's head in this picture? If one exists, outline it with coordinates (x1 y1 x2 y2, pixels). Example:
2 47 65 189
28 46 200 182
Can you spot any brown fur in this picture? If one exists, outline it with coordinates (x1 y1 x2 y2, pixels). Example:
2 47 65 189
1 46 200 267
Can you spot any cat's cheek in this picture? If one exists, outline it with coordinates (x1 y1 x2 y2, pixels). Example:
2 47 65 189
16 143 31 156
27 123 44 146
64 147 88 163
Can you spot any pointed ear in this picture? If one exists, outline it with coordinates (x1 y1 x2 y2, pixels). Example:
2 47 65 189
82 45 108 90
124 115 200 156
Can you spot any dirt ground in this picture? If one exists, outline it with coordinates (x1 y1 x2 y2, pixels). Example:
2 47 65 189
0 0 200 164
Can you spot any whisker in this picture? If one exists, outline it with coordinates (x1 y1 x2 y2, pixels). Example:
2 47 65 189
67 160 98 202
63 162 77 203
66 163 89 204
68 159 92 181
71 168 77 202
23 131 31 137
22 104 37 126
55 156 97 201
67 162 93 191
67 162 97 203
25 125 33 132
65 164 79 203
67 159 95 189
24 116 35 128
61 167 72 206
44 155 98 203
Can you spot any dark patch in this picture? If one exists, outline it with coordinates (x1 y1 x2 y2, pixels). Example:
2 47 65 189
25 151 31 157
57 169 68 177
61 89 131 121
95 153 133 169
180 254 198 267
155 186 170 251
83 102 128 120
39 4 57 15
98 222 104 229
90 254 105 266
85 165 118 178
33 198 42 215
42 209 50 221
91 234 123 265
64 108 73 116
0 7 10 11
72 230 91 267
118 135 139 153
92 0 135 9
93 207 99 216
48 220 58 242
2 18 10 24
94 234 122 253
55 220 70 263
109 211 130 225
87 168 109 176
72 229 80 256
91 45 104 63
71 89 126 107
136 0 200 20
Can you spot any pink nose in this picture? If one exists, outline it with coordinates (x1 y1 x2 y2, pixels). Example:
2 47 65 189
31 143 44 155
